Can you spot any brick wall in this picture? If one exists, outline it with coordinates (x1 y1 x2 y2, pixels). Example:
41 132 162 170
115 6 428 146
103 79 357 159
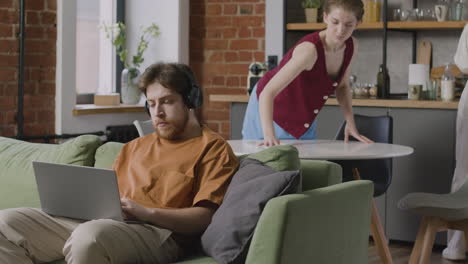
0 0 56 137
190 0 265 139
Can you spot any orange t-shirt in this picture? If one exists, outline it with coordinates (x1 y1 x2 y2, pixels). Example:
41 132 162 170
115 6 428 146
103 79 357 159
112 126 239 209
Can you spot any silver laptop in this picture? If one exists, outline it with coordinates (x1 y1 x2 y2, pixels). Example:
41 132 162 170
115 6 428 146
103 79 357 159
32 161 124 222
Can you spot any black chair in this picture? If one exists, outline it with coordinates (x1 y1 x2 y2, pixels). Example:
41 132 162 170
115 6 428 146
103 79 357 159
332 114 394 264
333 114 393 197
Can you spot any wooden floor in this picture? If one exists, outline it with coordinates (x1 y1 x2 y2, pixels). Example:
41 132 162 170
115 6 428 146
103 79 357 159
368 241 467 264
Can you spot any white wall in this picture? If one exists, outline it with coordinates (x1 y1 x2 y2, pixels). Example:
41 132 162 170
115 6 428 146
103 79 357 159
126 0 189 70
265 0 284 61
56 0 189 134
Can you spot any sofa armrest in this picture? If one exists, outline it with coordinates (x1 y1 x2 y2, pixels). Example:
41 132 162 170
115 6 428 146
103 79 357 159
246 180 373 264
300 159 342 190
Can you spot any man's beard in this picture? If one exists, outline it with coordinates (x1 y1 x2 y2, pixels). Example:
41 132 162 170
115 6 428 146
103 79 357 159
154 112 189 140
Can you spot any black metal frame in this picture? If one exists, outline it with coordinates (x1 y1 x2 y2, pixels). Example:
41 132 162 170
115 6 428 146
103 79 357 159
283 0 290 55
115 0 125 95
383 0 419 65
384 0 421 97
382 0 389 97
17 0 25 138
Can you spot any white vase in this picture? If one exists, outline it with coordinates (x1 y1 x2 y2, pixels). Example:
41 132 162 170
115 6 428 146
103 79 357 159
121 68 141 105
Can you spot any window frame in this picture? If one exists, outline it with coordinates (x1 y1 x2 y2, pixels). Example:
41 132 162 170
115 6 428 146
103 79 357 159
75 0 125 103
115 0 124 95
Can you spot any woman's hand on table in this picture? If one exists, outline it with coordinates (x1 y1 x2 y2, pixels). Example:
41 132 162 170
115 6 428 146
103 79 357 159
344 122 374 143
258 136 281 147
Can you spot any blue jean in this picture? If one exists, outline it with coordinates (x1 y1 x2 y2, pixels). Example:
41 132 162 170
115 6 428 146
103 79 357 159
241 85 317 140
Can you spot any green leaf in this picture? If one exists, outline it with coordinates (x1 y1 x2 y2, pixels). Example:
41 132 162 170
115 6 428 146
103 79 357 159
100 21 160 69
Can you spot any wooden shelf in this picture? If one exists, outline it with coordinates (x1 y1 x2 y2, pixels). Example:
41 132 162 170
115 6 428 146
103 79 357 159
73 104 145 115
286 21 467 31
388 21 468 30
287 22 383 31
325 98 459 109
209 94 459 110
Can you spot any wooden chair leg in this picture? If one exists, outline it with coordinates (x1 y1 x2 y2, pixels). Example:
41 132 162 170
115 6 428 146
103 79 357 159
352 168 361 181
352 168 393 264
353 168 393 264
409 216 429 264
370 200 393 264
419 217 441 264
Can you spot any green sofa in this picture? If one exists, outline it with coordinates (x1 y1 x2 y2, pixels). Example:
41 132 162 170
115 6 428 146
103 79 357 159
0 135 373 264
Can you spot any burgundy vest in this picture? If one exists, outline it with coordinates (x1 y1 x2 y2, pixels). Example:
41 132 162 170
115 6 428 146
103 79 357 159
256 32 354 139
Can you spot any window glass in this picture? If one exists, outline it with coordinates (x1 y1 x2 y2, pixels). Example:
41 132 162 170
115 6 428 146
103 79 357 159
76 0 100 94
76 0 115 97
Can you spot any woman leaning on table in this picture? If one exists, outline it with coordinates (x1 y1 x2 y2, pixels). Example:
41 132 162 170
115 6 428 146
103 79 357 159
242 0 373 146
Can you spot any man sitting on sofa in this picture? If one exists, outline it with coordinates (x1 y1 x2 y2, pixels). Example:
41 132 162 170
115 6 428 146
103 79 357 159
0 62 239 264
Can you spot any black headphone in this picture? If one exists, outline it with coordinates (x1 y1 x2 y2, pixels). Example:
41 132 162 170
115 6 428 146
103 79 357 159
181 67 203 109
144 66 203 116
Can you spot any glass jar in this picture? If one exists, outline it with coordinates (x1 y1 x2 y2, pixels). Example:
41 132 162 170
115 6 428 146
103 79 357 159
371 0 381 22
441 63 455 101
451 0 465 20
369 84 378 98
393 8 402 21
363 0 372 22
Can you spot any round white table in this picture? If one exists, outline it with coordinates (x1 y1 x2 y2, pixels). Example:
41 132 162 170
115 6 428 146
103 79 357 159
227 139 414 160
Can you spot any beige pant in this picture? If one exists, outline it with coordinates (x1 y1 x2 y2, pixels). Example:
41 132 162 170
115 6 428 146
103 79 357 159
0 208 182 264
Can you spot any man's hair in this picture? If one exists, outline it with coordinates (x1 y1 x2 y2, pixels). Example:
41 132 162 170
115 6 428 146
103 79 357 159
139 62 197 106
139 62 204 122
323 0 364 21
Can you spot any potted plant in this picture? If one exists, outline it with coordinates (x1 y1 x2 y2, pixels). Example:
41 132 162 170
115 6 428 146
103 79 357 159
101 22 160 104
302 0 322 23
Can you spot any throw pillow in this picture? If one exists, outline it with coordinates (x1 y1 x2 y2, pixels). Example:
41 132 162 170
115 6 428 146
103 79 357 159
201 158 300 264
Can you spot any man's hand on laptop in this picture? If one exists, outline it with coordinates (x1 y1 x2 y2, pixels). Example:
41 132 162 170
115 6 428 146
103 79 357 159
121 198 150 223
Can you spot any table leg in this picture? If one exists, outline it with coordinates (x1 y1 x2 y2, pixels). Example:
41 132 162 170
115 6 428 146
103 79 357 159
352 168 393 264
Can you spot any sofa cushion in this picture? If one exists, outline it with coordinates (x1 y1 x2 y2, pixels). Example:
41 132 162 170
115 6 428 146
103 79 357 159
0 135 102 210
201 145 300 264
94 142 124 169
